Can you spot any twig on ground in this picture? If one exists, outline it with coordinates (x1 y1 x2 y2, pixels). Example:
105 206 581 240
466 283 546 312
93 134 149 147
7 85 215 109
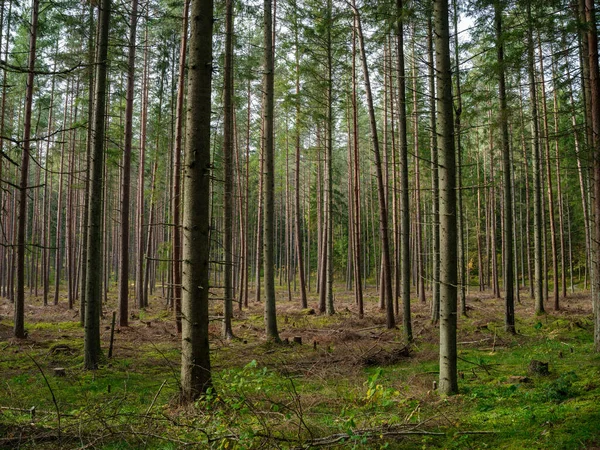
27 353 61 440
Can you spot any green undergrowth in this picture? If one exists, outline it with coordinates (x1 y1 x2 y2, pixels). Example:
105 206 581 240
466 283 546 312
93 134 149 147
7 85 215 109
1 304 599 449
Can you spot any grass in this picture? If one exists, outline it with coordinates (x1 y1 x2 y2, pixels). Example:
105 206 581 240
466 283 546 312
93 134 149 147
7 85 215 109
1 288 599 449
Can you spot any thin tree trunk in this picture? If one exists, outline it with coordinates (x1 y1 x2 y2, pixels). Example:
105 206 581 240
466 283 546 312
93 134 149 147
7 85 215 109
428 15 440 322
518 82 534 298
84 0 111 369
14 0 39 339
136 15 149 309
397 0 411 339
583 0 600 351
263 0 280 342
351 24 364 318
222 0 234 339
550 49 566 300
495 2 515 333
537 36 559 310
172 0 190 334
80 5 95 325
293 13 308 309
453 0 466 315
353 1 394 329
527 2 544 314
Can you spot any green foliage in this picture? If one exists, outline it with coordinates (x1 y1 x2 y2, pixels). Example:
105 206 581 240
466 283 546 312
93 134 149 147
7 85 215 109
542 372 579 403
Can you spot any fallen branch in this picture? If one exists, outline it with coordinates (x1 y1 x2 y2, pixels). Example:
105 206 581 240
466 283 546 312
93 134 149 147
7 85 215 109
27 354 61 440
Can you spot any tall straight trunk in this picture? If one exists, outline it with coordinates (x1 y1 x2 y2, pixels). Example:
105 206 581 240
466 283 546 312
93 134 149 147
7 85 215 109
54 85 70 306
351 24 364 318
42 66 57 307
584 0 600 351
293 14 308 309
488 124 500 298
550 50 566 299
387 39 399 315
537 36 559 310
144 159 158 307
84 0 111 369
411 48 425 305
222 0 234 339
495 2 515 333
527 2 544 314
66 84 80 309
118 0 139 327
0 0 11 300
136 18 149 309
243 81 251 308
453 0 466 315
180 0 214 401
518 83 534 298
14 0 39 339
173 0 190 334
353 0 394 329
428 15 440 322
397 0 411 340
255 124 264 303
0 0 4 299
476 152 484 291
566 59 592 285
434 0 458 395
325 0 334 316
263 0 280 342
81 5 95 325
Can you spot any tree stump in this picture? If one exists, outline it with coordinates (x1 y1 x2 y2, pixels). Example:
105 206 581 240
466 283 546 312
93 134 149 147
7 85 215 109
528 360 549 376
53 368 66 377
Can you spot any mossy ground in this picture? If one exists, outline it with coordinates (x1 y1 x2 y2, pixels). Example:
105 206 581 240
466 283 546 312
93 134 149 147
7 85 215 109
0 285 599 449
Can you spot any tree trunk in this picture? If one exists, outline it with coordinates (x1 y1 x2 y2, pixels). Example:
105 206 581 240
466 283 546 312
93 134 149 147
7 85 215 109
263 0 280 342
14 0 39 339
293 12 308 310
453 0 466 315
353 0 394 329
495 2 515 333
396 0 410 339
136 17 149 309
80 5 95 325
434 0 458 395
173 0 190 334
537 36 559 310
351 23 364 318
428 15 440 323
222 0 234 339
527 2 544 314
180 0 214 401
583 0 600 351
84 0 111 369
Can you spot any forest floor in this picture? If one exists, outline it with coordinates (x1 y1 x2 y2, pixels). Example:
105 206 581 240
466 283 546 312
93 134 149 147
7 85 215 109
1 283 600 449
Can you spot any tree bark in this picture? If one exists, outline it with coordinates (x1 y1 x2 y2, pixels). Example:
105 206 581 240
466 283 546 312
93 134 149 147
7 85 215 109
396 0 410 339
527 2 544 315
263 0 280 342
351 23 364 318
353 0 394 329
180 0 214 401
495 2 515 333
173 0 190 334
14 0 39 339
84 0 111 369
583 0 600 351
428 15 440 323
434 0 458 395
223 0 234 339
